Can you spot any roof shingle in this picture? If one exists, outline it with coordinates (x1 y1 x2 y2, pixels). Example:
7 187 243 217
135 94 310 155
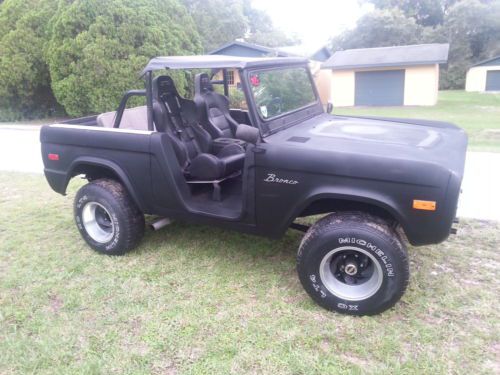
321 43 449 70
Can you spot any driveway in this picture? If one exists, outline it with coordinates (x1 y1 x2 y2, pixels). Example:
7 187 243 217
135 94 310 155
1 124 499 221
0 125 44 174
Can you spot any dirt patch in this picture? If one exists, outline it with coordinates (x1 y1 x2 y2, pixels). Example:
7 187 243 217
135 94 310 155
339 352 380 368
48 293 63 314
482 129 500 139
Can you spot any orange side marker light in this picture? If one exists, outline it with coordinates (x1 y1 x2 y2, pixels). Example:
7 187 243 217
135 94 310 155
413 200 436 211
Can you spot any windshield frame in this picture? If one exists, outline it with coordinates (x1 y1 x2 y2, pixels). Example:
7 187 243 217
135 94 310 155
243 64 323 137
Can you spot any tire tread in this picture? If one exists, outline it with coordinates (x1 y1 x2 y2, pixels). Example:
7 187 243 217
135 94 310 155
75 179 145 255
297 211 409 315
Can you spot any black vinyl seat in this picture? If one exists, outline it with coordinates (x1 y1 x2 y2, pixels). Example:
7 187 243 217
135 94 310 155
152 75 244 182
194 73 240 139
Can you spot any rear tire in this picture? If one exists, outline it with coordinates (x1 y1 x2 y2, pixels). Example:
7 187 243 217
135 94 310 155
74 179 145 255
297 212 409 315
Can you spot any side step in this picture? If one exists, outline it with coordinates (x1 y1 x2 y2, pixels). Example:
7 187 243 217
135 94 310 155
290 222 310 233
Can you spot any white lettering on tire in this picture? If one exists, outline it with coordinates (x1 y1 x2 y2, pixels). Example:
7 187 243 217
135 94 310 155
338 237 395 277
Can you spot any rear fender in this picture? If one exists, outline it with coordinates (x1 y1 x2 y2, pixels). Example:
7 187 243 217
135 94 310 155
58 156 144 211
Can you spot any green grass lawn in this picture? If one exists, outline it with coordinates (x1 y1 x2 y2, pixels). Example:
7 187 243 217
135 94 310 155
1 172 499 374
334 90 500 152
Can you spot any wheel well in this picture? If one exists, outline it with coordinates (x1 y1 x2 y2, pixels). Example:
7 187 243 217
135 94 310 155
70 163 121 182
68 163 144 211
298 198 398 225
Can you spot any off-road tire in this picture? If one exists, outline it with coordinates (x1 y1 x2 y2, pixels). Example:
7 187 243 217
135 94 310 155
74 179 145 255
297 212 409 315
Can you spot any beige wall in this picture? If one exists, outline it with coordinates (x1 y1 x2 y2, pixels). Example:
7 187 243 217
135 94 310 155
466 65 500 92
330 70 355 106
329 64 440 107
404 64 439 106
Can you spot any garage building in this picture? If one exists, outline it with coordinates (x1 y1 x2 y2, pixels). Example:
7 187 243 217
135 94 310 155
321 44 449 107
465 56 500 92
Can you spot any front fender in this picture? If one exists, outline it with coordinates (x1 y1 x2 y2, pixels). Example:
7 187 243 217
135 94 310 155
284 186 405 232
268 179 447 246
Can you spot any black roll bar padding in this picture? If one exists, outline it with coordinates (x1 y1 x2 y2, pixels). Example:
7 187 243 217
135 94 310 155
113 89 147 128
146 71 154 131
222 68 229 97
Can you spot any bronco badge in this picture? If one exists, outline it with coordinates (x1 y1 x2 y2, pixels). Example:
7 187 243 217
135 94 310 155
264 173 299 185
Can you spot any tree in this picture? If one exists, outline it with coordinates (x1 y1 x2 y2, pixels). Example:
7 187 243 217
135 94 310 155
0 0 58 120
45 0 202 117
369 0 446 26
330 9 423 51
181 0 297 52
182 0 248 52
436 0 500 88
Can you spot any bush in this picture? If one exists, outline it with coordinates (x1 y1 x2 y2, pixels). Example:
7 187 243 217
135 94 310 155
45 0 202 117
0 0 59 120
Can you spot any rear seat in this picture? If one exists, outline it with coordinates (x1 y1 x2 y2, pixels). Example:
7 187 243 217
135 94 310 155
96 105 148 130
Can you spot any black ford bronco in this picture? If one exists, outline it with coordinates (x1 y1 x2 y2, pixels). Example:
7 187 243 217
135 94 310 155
41 55 467 315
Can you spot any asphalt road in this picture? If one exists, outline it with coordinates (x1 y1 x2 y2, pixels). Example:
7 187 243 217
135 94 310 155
1 124 499 221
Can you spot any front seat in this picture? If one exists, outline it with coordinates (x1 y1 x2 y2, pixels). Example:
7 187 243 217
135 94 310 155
194 73 240 139
152 75 245 182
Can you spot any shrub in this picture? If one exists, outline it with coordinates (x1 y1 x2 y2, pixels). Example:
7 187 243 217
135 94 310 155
45 0 202 117
0 0 59 120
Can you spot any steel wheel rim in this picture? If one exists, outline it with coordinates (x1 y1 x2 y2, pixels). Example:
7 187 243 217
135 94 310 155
319 246 383 301
82 202 114 243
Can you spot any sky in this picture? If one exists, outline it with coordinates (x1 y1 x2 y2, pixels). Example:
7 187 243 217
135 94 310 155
251 0 373 48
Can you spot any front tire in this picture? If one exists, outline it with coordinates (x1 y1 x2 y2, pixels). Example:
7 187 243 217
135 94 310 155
74 179 145 255
297 212 409 316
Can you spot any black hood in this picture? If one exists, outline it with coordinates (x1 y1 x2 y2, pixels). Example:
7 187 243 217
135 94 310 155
265 113 468 177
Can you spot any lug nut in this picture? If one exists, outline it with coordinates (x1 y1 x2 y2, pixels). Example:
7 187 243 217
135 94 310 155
344 261 358 276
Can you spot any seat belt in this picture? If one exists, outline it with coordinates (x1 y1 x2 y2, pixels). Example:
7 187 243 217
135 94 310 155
163 95 202 155
175 97 196 140
162 95 184 137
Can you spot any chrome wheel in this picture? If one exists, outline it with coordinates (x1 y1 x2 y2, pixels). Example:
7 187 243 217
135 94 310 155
81 202 114 243
319 246 383 301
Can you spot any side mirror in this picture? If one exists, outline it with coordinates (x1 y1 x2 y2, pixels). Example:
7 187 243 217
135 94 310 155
326 101 334 114
236 124 260 144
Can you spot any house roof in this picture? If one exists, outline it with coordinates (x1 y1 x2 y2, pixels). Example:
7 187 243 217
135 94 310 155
141 55 308 75
209 40 331 61
471 55 500 67
208 40 288 57
321 43 449 70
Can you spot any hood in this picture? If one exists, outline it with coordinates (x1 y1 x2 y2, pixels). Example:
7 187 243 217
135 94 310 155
310 116 440 148
265 113 468 176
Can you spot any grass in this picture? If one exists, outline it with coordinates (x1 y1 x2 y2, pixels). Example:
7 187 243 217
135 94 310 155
333 90 500 152
0 172 499 374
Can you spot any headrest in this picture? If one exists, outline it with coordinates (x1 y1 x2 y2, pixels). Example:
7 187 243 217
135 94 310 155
153 75 179 100
195 73 213 94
